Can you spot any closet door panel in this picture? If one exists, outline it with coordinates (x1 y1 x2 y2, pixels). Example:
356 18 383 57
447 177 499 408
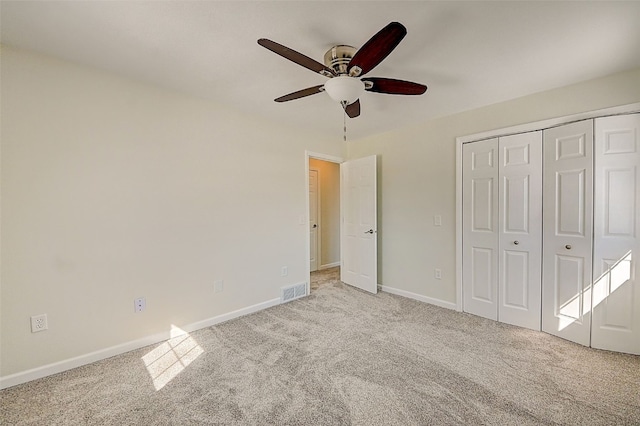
498 132 542 330
502 250 529 307
556 170 587 235
463 138 499 320
542 121 593 346
593 114 640 354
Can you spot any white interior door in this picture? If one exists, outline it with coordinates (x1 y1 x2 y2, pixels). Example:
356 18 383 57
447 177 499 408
498 131 542 330
309 168 319 272
592 113 640 354
341 155 377 294
542 120 594 346
463 138 499 320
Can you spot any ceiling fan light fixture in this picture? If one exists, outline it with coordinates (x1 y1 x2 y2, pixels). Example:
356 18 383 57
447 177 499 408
324 76 365 105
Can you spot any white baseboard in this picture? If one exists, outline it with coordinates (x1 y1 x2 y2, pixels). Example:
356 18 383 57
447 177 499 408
379 285 457 311
319 262 340 270
0 297 281 390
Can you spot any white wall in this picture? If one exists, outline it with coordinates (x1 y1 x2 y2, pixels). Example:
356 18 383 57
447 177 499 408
0 46 343 381
309 159 340 268
348 68 640 306
3 43 638 386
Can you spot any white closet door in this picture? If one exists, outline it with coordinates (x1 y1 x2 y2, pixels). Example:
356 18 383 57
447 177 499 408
463 138 499 320
542 120 594 346
498 131 542 330
592 114 640 354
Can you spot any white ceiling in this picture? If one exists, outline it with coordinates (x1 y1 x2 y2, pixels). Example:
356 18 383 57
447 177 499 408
2 1 640 141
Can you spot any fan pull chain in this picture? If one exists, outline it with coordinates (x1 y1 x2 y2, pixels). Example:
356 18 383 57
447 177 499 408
342 100 348 142
344 110 347 142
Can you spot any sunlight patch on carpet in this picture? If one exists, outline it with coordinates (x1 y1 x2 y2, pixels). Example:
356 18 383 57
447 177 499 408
142 325 204 391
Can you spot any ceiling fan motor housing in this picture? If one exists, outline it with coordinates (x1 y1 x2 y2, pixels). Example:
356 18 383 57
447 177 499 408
324 45 357 75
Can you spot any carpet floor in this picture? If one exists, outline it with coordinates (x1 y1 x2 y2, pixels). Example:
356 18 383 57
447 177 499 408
1 267 639 425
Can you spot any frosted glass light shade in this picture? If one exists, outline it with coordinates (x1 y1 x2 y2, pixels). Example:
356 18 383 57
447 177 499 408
324 76 365 104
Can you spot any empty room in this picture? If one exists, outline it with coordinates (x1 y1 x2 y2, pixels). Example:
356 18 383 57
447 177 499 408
1 1 639 424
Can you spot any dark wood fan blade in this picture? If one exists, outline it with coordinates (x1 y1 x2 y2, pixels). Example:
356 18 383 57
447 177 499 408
258 39 336 77
347 22 407 77
274 85 325 102
364 78 427 95
344 99 361 118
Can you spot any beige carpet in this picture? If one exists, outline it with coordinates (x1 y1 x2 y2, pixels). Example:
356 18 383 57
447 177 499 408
1 267 639 425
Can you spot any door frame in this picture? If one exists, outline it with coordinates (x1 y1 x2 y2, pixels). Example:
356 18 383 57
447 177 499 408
305 151 344 294
455 102 640 312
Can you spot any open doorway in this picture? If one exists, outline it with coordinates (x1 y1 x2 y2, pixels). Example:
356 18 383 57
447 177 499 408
310 266 341 291
306 152 379 295
306 152 342 293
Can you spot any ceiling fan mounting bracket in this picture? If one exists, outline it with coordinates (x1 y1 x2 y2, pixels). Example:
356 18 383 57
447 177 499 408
324 45 357 75
349 66 363 78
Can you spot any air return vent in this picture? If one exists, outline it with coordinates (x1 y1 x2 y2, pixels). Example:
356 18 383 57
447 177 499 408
281 283 307 303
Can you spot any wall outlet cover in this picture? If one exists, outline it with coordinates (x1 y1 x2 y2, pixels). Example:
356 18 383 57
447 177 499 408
31 314 48 333
134 297 146 313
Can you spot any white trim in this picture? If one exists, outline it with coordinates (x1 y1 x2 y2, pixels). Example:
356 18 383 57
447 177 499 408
319 261 341 270
380 285 457 311
305 151 344 164
0 297 281 390
455 102 640 312
457 102 640 144
455 139 464 312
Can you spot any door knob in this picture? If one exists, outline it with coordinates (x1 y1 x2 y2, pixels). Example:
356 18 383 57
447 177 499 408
514 241 519 245
565 244 572 250
364 229 374 234
312 224 317 228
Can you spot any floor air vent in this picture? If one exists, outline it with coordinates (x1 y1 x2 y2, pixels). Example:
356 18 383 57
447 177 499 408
281 283 307 303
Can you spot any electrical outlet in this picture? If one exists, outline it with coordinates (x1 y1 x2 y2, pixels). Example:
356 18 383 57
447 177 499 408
434 269 442 280
281 266 288 277
214 280 224 293
31 314 48 333
434 215 442 226
134 297 146 313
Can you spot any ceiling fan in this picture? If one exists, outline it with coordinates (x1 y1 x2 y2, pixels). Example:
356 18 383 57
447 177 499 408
258 22 427 119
